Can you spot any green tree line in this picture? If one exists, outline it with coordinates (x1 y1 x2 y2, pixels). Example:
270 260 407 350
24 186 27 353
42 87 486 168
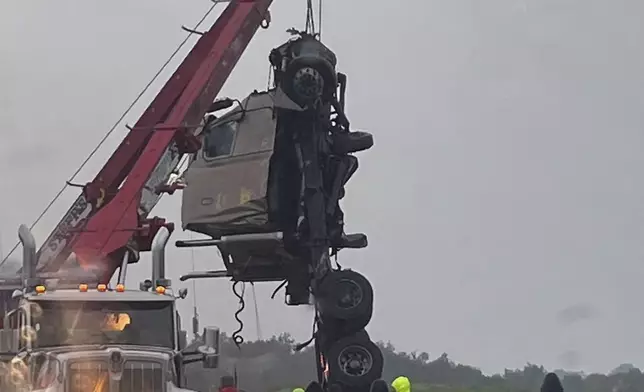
184 333 644 392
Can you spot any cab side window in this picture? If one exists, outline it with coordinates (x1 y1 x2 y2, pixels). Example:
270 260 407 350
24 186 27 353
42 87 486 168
204 120 238 159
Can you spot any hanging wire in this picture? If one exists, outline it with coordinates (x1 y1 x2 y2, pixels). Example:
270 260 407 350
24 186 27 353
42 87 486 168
189 231 200 340
0 1 220 267
232 281 246 348
250 283 262 340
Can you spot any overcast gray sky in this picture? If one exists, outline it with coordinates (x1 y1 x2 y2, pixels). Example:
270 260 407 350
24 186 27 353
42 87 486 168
3 0 644 375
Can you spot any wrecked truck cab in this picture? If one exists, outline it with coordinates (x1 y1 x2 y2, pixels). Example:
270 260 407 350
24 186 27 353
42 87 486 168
181 90 302 282
182 90 277 238
179 87 369 284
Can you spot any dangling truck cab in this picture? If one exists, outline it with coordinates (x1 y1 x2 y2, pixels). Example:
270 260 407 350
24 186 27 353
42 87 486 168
0 225 219 392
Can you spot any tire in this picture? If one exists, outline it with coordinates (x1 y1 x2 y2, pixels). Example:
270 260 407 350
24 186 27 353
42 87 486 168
320 306 373 339
354 329 370 341
318 270 374 323
326 333 384 387
343 305 373 335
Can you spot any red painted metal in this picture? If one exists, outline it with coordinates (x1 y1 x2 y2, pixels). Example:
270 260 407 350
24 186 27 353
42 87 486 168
38 0 273 280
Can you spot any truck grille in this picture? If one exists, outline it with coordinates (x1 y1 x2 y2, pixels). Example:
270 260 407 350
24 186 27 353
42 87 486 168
68 360 109 392
119 361 164 392
67 359 164 392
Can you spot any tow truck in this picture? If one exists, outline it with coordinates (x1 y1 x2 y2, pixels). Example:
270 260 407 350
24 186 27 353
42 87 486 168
1 0 383 390
0 225 218 391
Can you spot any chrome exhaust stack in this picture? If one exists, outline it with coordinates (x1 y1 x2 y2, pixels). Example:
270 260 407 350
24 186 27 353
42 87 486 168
18 224 38 292
152 226 172 288
117 251 129 286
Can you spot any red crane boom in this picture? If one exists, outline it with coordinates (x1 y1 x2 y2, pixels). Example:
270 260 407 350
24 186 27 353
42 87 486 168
35 0 273 281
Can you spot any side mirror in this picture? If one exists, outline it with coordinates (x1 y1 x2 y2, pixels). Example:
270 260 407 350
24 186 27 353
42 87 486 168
139 280 152 292
177 288 188 299
198 327 220 369
208 98 234 113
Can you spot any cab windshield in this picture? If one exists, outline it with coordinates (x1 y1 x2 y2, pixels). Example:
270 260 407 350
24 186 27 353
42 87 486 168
31 300 174 349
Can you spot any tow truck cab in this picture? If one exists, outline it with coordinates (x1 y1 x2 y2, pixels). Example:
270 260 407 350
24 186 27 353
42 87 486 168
0 225 220 392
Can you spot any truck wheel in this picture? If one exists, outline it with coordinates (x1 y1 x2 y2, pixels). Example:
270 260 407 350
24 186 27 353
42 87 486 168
326 333 383 387
342 306 373 336
354 329 370 341
318 270 373 325
320 307 373 340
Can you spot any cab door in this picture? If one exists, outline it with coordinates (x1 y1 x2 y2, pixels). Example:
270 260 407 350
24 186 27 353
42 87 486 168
181 92 277 238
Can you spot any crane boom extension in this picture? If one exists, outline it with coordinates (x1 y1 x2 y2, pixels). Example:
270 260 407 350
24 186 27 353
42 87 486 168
35 0 273 279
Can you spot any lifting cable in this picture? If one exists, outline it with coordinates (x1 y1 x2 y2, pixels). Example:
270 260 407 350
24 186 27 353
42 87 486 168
305 0 316 35
304 0 323 39
318 0 323 40
0 2 220 266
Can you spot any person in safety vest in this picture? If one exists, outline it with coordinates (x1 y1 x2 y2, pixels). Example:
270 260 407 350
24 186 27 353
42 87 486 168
392 376 411 392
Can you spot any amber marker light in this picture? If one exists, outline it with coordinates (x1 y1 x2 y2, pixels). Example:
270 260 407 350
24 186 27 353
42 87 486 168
115 284 125 292
155 286 166 294
97 284 107 292
79 284 88 292
35 285 46 294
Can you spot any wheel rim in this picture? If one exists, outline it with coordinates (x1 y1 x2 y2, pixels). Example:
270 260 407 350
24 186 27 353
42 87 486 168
337 344 373 377
336 278 363 310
